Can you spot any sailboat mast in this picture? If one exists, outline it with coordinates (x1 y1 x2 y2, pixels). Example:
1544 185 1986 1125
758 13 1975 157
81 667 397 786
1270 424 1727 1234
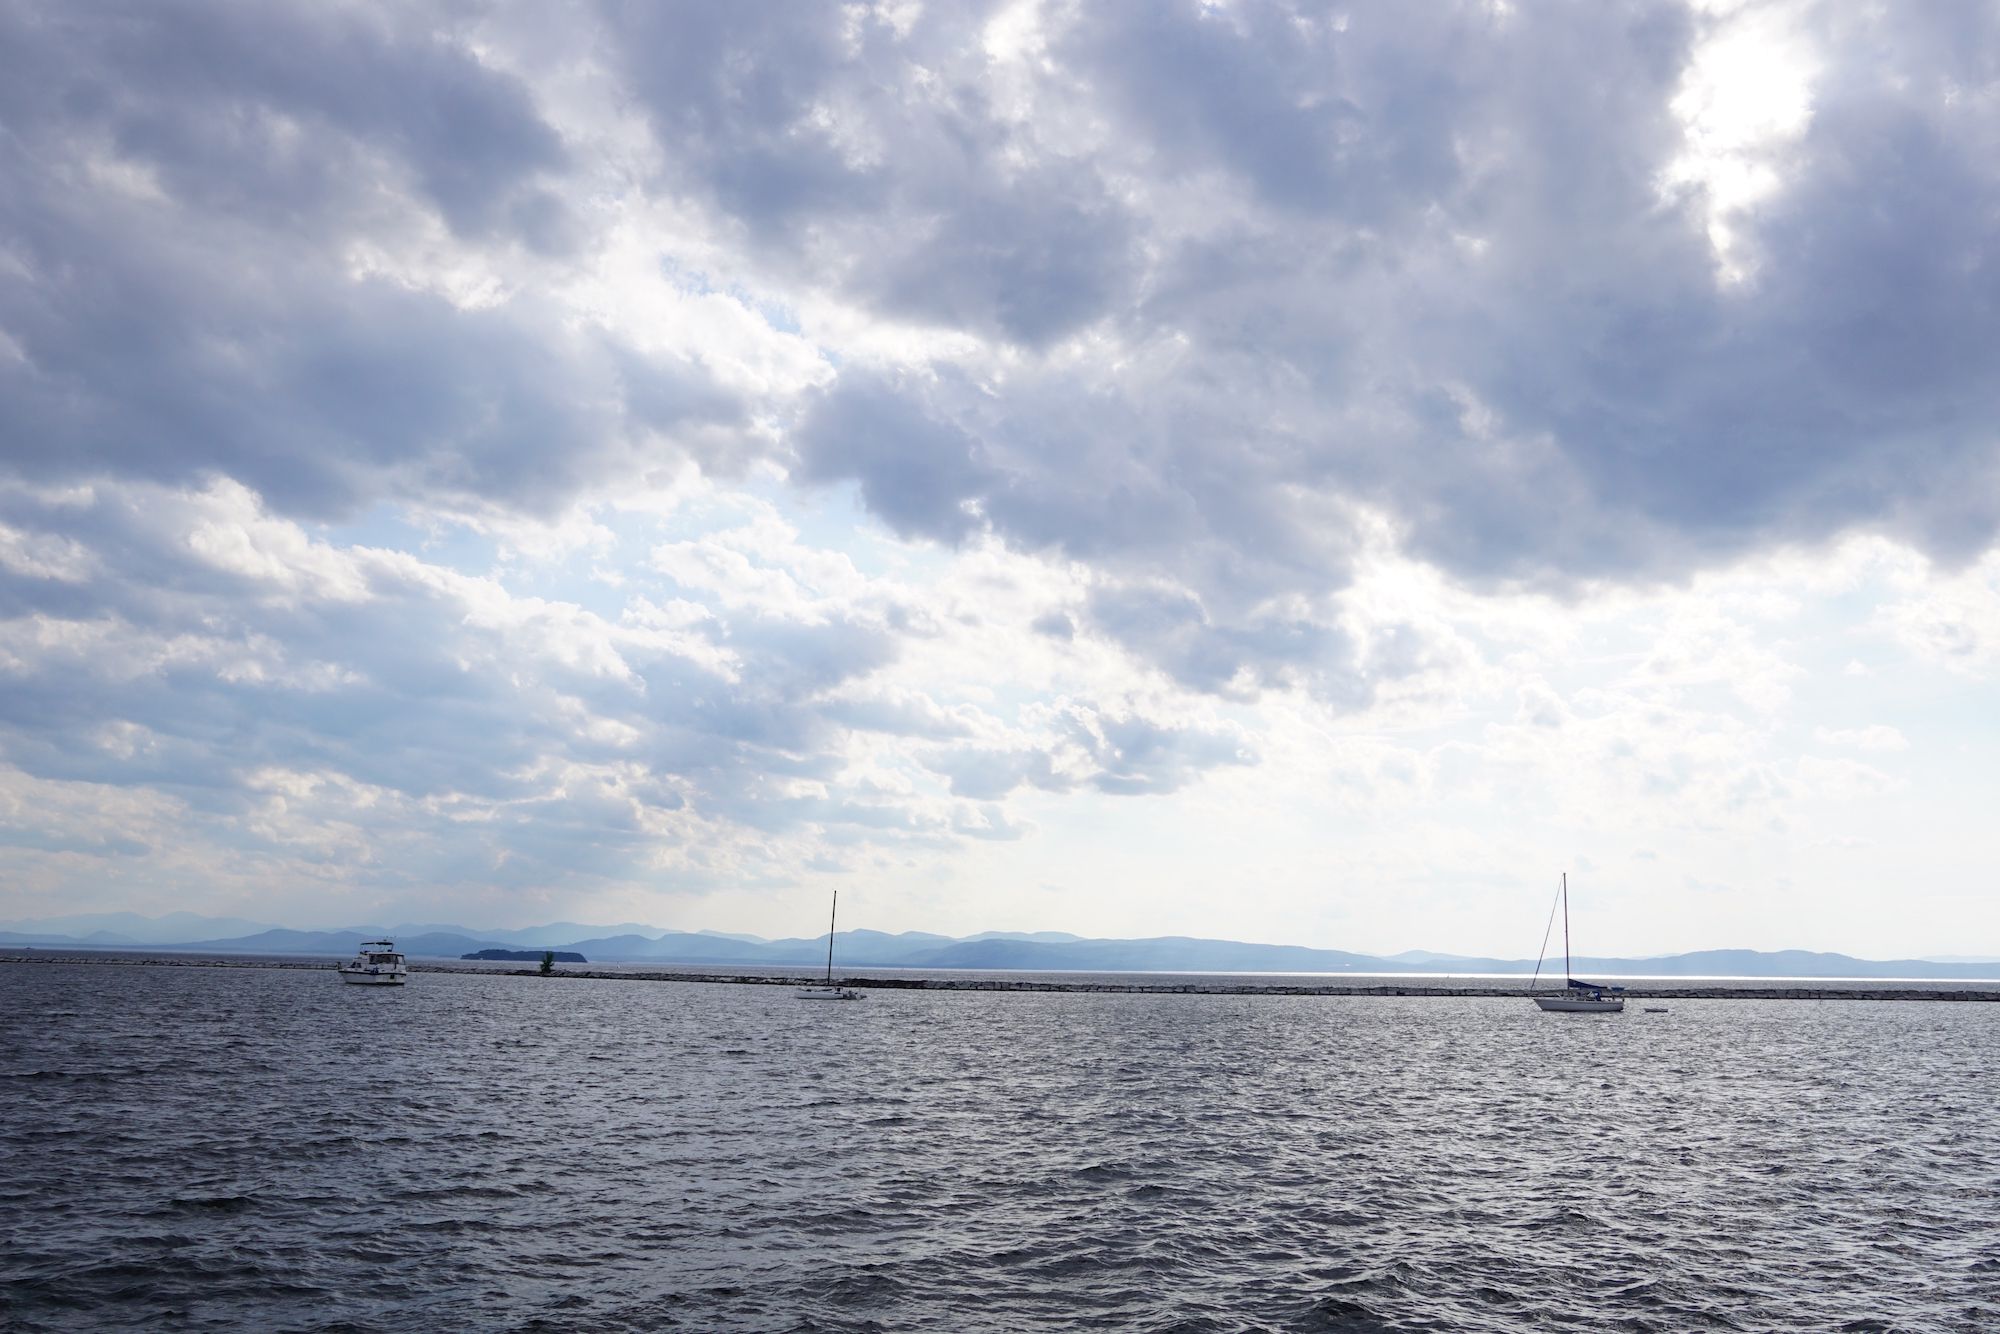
1561 872 1571 983
825 891 838 984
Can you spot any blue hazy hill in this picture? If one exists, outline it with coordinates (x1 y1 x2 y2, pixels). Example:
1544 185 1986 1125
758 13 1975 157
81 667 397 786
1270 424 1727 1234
896 936 1388 973
5 912 1996 979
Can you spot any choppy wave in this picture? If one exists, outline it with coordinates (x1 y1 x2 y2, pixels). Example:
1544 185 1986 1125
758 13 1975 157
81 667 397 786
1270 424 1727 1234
2 963 1997 1331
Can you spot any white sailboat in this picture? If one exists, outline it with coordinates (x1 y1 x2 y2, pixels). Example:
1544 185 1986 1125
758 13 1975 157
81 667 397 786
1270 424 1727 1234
1531 874 1624 1013
796 891 863 1001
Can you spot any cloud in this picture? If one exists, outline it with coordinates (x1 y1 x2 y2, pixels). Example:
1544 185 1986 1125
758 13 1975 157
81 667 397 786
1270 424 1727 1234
1071 707 1259 797
12 0 1998 704
1812 725 1910 753
2 1 1998 949
1084 580 1352 700
920 698 1256 800
753 2 2000 641
0 473 1272 913
0 2 753 523
1874 550 2000 678
793 374 994 543
601 0 1140 347
0 2 567 240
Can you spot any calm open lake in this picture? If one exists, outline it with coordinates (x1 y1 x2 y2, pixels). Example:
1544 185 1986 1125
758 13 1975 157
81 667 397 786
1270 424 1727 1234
3 960 1995 1331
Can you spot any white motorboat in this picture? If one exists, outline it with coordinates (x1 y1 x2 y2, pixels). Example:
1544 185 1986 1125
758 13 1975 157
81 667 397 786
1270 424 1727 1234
797 891 862 1001
1529 874 1624 1013
338 939 408 986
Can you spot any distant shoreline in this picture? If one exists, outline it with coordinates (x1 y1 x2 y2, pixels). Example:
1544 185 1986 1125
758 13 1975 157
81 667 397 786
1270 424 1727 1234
7 950 2000 1001
12 922 1996 982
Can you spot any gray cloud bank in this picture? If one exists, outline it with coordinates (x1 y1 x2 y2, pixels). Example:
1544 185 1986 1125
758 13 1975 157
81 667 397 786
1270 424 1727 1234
7 3 1995 565
1 0 1996 902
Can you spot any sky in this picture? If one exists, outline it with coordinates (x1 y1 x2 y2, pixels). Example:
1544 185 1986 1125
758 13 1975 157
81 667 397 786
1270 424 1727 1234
2 0 1998 958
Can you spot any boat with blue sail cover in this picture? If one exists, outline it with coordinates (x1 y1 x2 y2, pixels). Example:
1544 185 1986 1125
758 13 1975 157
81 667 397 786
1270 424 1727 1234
1531 875 1624 1013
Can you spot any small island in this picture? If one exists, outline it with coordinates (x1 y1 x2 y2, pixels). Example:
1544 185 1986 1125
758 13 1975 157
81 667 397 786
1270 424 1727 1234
461 948 587 963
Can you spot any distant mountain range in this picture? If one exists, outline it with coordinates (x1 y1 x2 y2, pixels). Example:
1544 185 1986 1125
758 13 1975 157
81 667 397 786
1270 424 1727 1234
4 912 1997 979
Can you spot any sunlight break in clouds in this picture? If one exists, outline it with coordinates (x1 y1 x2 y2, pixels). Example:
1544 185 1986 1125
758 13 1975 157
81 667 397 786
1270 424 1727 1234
1665 0 1820 283
1 0 1997 958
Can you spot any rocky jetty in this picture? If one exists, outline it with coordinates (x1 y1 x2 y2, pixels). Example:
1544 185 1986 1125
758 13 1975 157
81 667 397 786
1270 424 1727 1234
489 965 2000 1002
8 951 1997 1001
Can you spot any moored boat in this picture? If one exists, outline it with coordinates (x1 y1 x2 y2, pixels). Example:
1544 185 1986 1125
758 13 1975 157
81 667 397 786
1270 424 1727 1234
797 892 862 1001
1535 985 1625 1013
1530 875 1624 1014
338 940 408 986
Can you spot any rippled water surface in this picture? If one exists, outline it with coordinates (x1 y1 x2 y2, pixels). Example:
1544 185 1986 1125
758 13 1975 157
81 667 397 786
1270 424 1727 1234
3 962 1996 1331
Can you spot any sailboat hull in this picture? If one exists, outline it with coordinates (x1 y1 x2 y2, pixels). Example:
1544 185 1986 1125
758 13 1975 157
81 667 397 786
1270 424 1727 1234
795 986 863 1001
1534 996 1624 1012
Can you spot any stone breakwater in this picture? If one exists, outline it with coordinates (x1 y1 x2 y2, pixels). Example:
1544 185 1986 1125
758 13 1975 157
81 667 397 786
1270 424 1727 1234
7 950 1997 1001
503 969 2000 1001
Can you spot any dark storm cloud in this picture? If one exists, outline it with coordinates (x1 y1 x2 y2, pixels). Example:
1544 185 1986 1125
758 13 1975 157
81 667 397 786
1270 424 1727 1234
1061 0 1478 217
0 197 742 517
0 1 748 520
596 1 868 225
600 0 1138 346
710 0 2000 694
8 1 1997 610
0 229 740 519
793 375 994 543
0 1 567 242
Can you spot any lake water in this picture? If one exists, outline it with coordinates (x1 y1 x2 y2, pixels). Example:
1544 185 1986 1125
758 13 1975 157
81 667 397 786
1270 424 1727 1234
3 960 1996 1331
